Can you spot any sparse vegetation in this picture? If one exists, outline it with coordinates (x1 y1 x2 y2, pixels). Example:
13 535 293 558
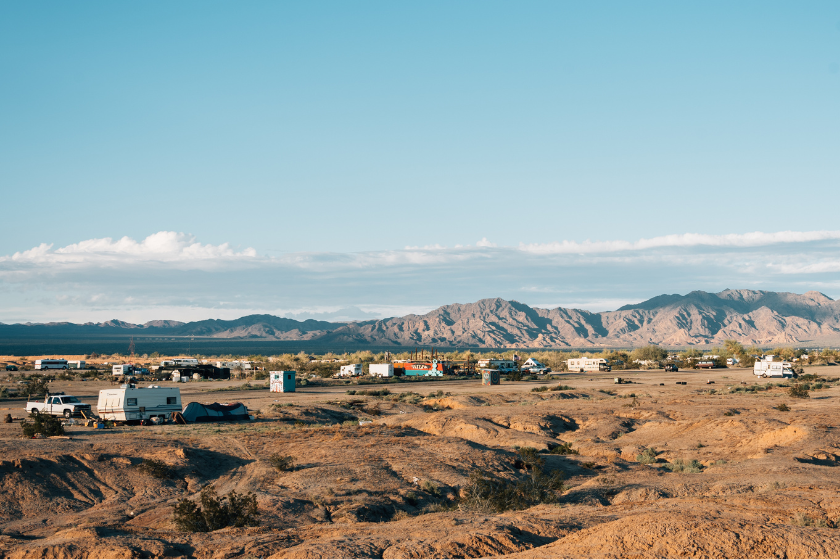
549 442 579 455
136 458 173 479
637 447 658 464
775 403 790 411
20 411 64 437
664 459 703 473
550 385 575 391
269 454 295 472
172 487 259 532
788 384 810 399
459 467 566 513
346 388 390 397
531 386 549 393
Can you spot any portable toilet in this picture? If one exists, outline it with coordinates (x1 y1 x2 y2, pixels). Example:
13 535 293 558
270 371 296 392
481 369 500 385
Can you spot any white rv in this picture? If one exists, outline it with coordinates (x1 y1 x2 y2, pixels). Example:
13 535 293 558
754 356 795 378
566 358 611 372
97 385 182 422
112 364 132 376
35 359 68 370
339 363 362 377
369 364 394 378
67 360 86 369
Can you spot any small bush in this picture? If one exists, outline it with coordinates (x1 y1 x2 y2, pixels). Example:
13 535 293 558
137 459 173 479
420 480 440 496
549 385 574 391
664 459 703 473
355 388 390 397
637 447 658 464
792 512 815 527
20 411 64 437
269 454 295 472
516 447 545 470
173 487 259 532
788 384 810 399
775 403 790 411
549 442 579 455
459 467 565 513
531 386 549 393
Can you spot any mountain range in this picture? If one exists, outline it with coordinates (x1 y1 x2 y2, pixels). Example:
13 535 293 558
3 289 840 348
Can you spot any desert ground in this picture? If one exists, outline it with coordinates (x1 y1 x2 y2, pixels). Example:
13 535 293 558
2 367 840 558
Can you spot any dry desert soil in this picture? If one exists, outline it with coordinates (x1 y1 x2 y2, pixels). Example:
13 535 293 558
2 367 840 558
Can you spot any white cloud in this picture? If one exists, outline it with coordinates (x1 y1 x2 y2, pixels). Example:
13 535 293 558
519 230 840 254
3 232 256 267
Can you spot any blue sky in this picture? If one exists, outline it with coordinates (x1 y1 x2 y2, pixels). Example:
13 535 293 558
1 2 839 322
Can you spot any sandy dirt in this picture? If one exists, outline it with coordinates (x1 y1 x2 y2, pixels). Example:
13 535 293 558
2 367 840 558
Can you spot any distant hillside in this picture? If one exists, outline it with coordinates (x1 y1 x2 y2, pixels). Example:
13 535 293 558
3 290 840 347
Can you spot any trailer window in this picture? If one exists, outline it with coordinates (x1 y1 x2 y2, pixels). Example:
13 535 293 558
126 398 137 406
167 397 177 405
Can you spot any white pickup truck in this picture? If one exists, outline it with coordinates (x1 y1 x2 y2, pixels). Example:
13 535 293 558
25 393 93 418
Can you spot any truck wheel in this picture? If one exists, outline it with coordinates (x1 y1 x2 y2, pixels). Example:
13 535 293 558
64 410 72 418
31 408 38 415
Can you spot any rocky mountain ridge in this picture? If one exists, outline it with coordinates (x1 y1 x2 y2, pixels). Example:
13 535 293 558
4 290 840 347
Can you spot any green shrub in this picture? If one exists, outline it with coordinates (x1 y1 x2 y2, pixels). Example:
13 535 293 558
531 386 549 393
253 371 268 380
420 480 440 497
269 454 295 472
664 459 703 473
637 447 658 464
516 447 545 470
22 376 51 397
20 411 64 437
355 388 390 397
549 385 574 391
137 458 173 479
788 384 810 399
549 442 579 455
775 403 790 411
173 487 259 532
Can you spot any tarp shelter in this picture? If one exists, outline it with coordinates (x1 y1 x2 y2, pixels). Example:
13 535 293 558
270 371 295 392
181 402 250 423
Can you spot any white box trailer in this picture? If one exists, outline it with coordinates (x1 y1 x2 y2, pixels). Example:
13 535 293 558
97 385 182 422
369 364 394 378
339 363 362 377
270 371 296 392
67 360 86 369
112 364 132 376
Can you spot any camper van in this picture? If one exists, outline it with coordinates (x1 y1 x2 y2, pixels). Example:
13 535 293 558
97 385 182 422
753 356 795 378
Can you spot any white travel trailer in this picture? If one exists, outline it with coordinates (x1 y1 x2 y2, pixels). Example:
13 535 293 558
566 358 611 372
369 364 394 378
339 363 362 377
112 364 132 376
754 356 795 378
67 360 86 369
97 385 182 422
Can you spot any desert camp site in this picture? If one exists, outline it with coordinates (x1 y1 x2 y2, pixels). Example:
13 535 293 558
2 347 840 557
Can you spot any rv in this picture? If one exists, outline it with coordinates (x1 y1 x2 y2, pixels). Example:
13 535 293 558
754 356 795 378
476 359 518 373
339 364 363 377
112 364 133 376
67 360 86 369
97 385 182 422
369 364 394 378
566 358 611 372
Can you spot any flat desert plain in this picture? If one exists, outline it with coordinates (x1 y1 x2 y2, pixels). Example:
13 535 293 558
2 367 840 558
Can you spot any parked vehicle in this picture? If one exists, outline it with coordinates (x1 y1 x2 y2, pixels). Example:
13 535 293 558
97 385 181 422
521 358 551 374
664 364 679 372
369 364 394 378
339 364 363 377
26 393 92 418
5 364 18 371
753 356 795 378
35 359 68 370
112 364 133 376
